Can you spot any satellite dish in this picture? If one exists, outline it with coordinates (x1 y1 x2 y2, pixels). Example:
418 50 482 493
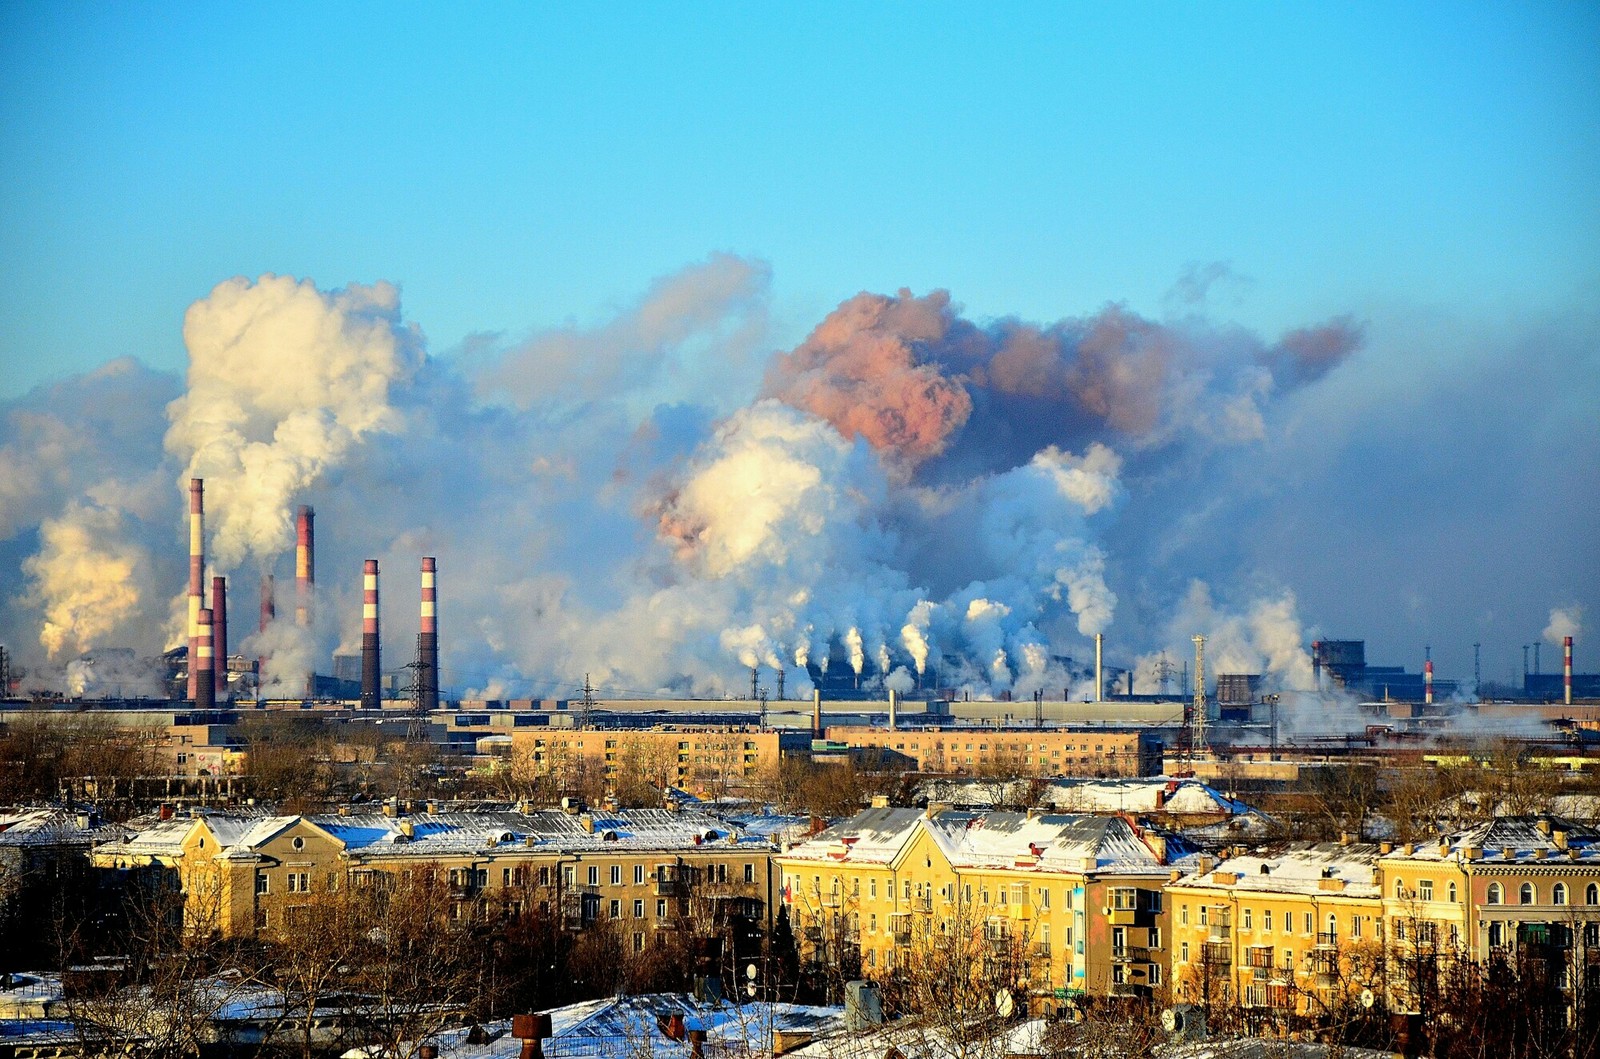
746 983 758 998
747 963 759 981
1161 1008 1180 1033
1359 988 1376 1009
994 988 1015 1017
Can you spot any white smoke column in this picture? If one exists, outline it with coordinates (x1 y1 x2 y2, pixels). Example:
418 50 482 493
1545 606 1585 645
843 626 865 678
23 502 153 659
165 275 423 570
964 598 1013 692
901 600 935 675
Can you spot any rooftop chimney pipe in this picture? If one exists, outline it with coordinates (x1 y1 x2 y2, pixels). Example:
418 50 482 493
187 479 205 699
211 575 228 701
888 688 897 731
295 505 315 699
420 557 439 712
361 560 381 709
195 607 215 710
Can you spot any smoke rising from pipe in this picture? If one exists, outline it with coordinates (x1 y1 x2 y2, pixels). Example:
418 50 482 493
1545 606 1583 646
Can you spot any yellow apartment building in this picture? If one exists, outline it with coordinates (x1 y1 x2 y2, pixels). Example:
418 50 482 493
775 806 1189 1011
1378 816 1600 1011
1168 841 1385 1022
509 726 802 794
824 726 1161 778
92 806 778 951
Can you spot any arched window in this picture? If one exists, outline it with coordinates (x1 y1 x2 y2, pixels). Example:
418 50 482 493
1487 883 1503 905
1520 883 1536 905
1448 882 1457 903
1395 879 1406 899
1555 883 1569 905
1588 883 1598 905
1327 912 1337 938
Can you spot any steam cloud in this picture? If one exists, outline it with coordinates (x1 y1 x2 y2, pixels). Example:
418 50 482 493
2 257 1594 710
1545 607 1584 646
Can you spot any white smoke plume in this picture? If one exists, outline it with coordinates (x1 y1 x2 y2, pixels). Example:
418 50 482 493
23 501 156 659
165 275 424 571
1545 606 1584 646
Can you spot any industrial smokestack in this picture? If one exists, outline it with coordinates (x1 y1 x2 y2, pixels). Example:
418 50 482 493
195 607 215 711
361 560 381 710
1094 633 1104 703
187 479 205 700
888 688 897 731
812 688 822 738
1424 659 1434 705
420 557 439 712
1192 634 1208 755
1566 636 1575 706
211 576 228 701
295 505 314 699
258 574 274 698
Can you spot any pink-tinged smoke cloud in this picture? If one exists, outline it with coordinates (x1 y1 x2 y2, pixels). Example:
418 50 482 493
761 289 974 467
763 289 1364 476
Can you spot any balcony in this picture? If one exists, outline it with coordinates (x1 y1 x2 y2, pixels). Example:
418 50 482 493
655 877 687 898
1007 900 1034 921
1111 945 1151 964
1032 942 1052 960
1246 947 1275 970
911 894 933 913
1109 982 1145 998
1201 941 1232 966
1315 932 1338 949
892 929 912 947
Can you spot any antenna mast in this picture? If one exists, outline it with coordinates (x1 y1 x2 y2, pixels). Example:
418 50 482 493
577 674 597 729
401 635 432 743
1192 635 1208 758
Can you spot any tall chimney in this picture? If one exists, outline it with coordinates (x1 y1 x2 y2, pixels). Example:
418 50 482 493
812 688 822 738
195 607 215 711
1094 633 1104 702
361 560 381 710
295 506 314 699
420 557 439 712
211 576 228 700
258 574 274 696
187 479 205 700
1192 634 1208 754
888 688 897 731
1566 636 1575 706
1424 658 1434 705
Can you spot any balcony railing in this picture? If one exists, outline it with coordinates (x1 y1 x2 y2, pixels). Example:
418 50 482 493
1315 932 1338 949
1111 945 1151 963
1202 941 1232 966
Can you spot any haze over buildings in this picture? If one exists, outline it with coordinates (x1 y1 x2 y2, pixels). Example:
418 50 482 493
0 8 1595 718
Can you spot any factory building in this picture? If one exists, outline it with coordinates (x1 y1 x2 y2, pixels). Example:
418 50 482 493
823 725 1162 778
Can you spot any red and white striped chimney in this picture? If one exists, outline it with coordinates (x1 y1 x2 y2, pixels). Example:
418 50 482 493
420 557 439 711
295 506 315 699
187 479 205 700
1566 636 1575 706
195 607 215 711
211 575 228 700
1424 659 1434 705
361 560 381 710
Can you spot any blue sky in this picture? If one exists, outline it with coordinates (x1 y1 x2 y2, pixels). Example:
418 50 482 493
0 4 1596 695
3 3 1596 394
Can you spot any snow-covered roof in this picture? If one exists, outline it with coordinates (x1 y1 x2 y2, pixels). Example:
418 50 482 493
1389 815 1600 865
0 806 119 847
780 808 1194 876
421 995 844 1059
1173 842 1382 898
920 777 1257 817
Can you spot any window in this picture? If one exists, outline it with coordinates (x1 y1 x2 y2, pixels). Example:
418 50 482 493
657 899 667 918
1111 888 1138 911
1419 880 1434 901
1555 883 1569 905
1589 884 1599 906
611 865 621 886
1395 879 1406 899
609 899 620 918
1243 908 1253 930
292 836 305 850
256 873 269 896
1149 963 1163 985
503 868 512 887
1180 904 1189 926
633 932 645 952
1352 916 1363 939
1487 883 1503 905
1199 905 1208 926
1304 912 1313 934
1521 883 1536 905
745 863 755 884
1181 941 1190 963
1149 926 1161 949
1489 921 1504 947
1448 882 1457 902
287 872 309 893
1264 910 1273 933
633 900 644 918
587 866 599 887
635 865 645 885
